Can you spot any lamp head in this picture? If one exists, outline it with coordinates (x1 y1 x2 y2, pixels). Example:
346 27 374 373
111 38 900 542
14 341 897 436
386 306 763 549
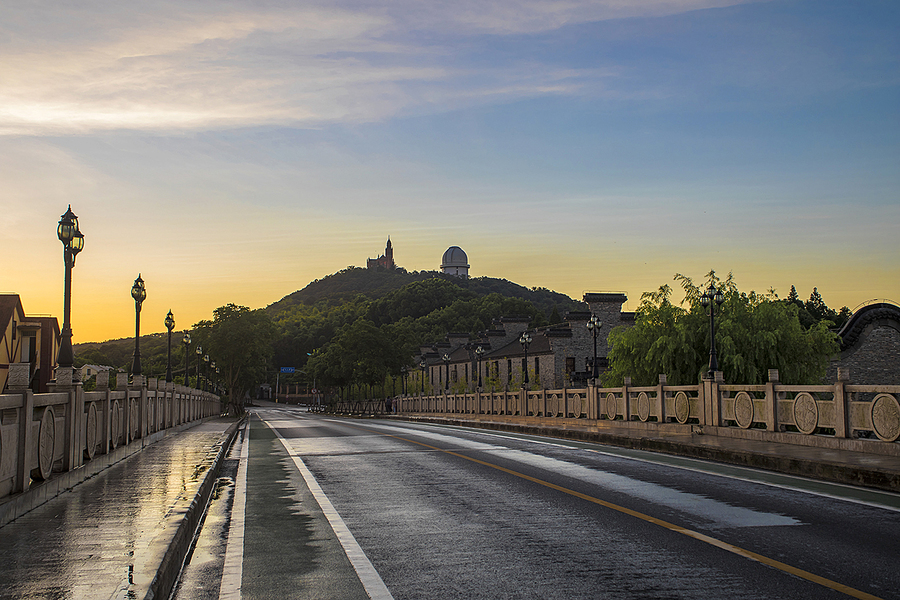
182 331 191 345
196 345 202 356
131 274 146 304
165 310 175 332
57 205 78 245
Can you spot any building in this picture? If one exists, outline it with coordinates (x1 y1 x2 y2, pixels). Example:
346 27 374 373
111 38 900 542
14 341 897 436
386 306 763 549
367 238 396 270
441 246 469 278
0 294 60 393
417 293 634 392
828 301 900 385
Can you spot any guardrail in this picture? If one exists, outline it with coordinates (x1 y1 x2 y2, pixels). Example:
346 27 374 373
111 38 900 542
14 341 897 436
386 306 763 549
0 366 220 504
324 370 900 451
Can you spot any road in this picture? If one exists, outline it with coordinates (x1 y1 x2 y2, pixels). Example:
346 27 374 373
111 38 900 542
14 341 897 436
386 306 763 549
173 406 900 600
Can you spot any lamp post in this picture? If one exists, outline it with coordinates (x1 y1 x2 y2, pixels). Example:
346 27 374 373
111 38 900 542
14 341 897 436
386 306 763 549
586 314 601 383
700 283 726 377
210 361 216 394
520 332 532 387
195 345 203 389
164 310 175 382
419 359 427 394
130 275 146 376
56 206 84 369
475 345 485 389
442 353 450 391
203 354 210 392
182 331 191 386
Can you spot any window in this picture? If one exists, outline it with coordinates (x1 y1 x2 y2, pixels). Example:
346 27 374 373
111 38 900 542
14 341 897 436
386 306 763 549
565 357 575 374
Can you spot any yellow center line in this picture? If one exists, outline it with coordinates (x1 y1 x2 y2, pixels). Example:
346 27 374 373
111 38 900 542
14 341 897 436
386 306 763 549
338 421 883 600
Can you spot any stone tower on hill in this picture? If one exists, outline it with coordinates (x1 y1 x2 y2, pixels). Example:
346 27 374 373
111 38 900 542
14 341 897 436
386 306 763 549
367 238 396 270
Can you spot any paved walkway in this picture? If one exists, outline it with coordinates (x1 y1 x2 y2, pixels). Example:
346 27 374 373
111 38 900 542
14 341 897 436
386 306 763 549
0 417 241 600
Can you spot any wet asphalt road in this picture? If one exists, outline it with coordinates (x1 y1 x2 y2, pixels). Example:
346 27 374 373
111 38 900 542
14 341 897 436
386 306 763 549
175 406 900 600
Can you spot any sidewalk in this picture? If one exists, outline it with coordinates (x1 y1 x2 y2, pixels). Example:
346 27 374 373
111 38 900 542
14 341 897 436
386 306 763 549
0 416 242 600
396 415 900 493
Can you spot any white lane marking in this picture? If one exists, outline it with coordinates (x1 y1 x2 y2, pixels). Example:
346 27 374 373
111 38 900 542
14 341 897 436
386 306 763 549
220 424 249 600
262 419 395 600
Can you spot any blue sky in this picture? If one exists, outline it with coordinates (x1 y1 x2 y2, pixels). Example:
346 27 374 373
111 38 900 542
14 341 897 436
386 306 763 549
1 0 897 342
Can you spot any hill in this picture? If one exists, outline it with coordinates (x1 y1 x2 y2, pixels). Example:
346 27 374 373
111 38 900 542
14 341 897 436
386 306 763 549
267 266 584 319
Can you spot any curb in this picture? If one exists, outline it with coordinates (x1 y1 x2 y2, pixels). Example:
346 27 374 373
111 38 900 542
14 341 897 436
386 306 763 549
143 416 246 600
400 416 900 493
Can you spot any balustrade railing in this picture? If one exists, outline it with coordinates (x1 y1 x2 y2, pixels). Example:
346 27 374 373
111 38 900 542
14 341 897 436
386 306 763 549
324 370 900 448
0 366 220 503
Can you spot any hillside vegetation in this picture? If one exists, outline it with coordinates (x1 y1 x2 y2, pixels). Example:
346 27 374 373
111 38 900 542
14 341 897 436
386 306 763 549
75 268 585 389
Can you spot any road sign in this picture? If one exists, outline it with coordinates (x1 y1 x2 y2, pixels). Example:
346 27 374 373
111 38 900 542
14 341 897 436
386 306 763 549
280 367 295 374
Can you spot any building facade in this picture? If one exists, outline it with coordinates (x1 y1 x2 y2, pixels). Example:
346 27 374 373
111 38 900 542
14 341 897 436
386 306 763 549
417 293 634 393
367 238 396 270
0 294 60 393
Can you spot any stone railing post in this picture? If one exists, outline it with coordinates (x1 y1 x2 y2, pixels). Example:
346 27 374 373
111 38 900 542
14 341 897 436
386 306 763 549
765 370 779 432
657 374 667 422
16 388 34 493
622 377 631 421
833 368 850 438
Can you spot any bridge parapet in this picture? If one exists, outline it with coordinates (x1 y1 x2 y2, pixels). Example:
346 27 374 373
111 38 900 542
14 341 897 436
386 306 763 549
0 367 220 521
327 370 900 455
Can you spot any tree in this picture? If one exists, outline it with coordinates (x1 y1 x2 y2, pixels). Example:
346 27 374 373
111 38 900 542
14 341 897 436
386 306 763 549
194 304 276 416
603 272 840 386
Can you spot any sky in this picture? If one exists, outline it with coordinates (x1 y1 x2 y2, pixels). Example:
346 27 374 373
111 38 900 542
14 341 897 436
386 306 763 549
1 0 898 343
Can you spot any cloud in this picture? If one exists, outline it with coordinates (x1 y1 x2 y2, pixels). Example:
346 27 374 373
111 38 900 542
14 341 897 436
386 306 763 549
0 0 758 135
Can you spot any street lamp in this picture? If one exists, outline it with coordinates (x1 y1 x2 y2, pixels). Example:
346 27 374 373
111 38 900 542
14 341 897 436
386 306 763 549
475 345 485 389
419 359 427 394
586 314 602 382
56 206 84 369
130 275 146 376
195 345 203 389
442 353 450 391
520 332 532 386
203 354 210 392
165 310 175 382
182 331 191 386
700 283 726 377
210 361 216 394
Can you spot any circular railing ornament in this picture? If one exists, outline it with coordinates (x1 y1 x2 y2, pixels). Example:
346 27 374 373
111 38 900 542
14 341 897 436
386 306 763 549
637 392 650 422
111 399 121 448
793 393 819 435
733 392 754 429
85 402 98 460
34 407 56 481
871 394 900 442
606 393 617 420
674 391 690 424
130 398 139 438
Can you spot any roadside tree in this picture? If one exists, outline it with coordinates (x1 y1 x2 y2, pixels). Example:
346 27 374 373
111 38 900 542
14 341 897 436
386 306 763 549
603 272 839 386
193 304 276 416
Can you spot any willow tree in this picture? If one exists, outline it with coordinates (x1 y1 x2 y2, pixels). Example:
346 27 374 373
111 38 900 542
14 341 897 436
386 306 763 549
603 272 839 386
